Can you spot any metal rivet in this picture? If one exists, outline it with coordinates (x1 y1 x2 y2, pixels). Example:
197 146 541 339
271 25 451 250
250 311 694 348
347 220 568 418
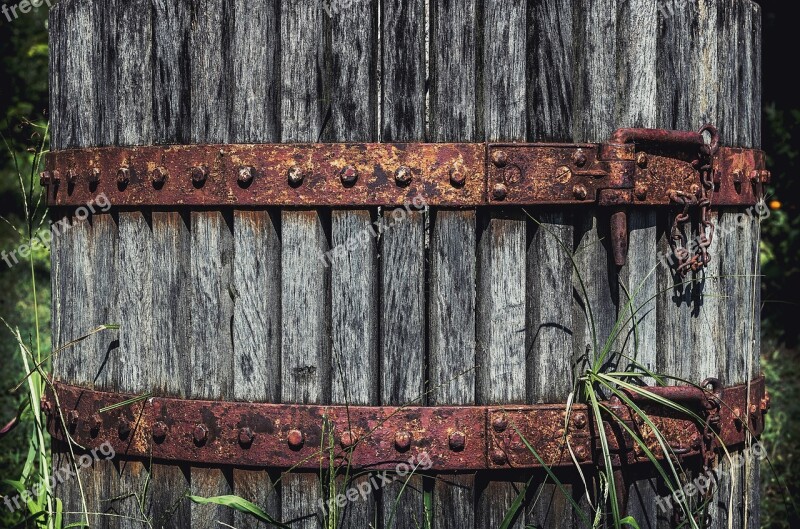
574 445 588 462
634 184 648 201
287 429 304 450
193 424 209 445
40 399 52 416
238 427 254 447
573 150 588 168
394 431 412 452
153 421 168 441
761 393 771 412
733 407 742 424
449 167 466 187
39 171 51 185
90 168 101 184
573 185 587 201
636 152 648 169
68 410 79 428
67 169 78 184
491 150 508 168
152 167 168 186
51 170 62 184
761 170 771 182
288 166 304 185
573 412 587 430
448 431 466 452
555 165 572 184
733 170 743 184
394 166 413 185
238 166 254 186
191 166 208 185
492 415 508 433
91 415 102 434
339 165 358 185
749 403 758 415
750 170 760 182
340 430 357 449
117 167 130 185
118 419 131 439
493 183 508 201
490 449 508 465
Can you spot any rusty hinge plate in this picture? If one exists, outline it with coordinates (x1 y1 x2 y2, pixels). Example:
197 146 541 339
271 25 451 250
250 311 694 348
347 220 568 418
42 128 768 210
46 376 766 471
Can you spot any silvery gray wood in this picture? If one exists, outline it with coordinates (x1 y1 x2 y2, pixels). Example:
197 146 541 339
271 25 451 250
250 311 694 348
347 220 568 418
429 0 479 525
477 1 528 526
153 0 190 144
279 1 330 525
379 1 427 525
228 1 282 523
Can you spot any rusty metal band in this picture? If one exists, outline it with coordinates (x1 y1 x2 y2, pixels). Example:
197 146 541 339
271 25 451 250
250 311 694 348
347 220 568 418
42 139 768 209
45 376 767 471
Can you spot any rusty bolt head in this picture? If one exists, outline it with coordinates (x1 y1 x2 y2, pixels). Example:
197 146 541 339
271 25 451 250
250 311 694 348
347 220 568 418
66 169 78 184
90 168 101 184
287 429 304 450
760 170 772 183
492 415 508 433
555 165 572 184
733 407 742 423
574 445 589 462
493 183 508 201
394 166 413 185
749 169 761 182
449 167 466 187
238 166 254 185
118 419 131 439
191 166 208 185
39 171 51 186
634 184 648 201
91 415 102 433
51 170 62 184
193 424 209 445
490 449 508 465
152 167 168 186
733 170 743 184
339 165 358 185
749 403 758 415
636 152 648 169
690 434 702 451
117 167 130 185
238 427 254 447
288 166 304 185
573 412 587 430
573 150 588 168
491 150 509 168
153 421 168 441
690 183 701 195
573 185 588 201
40 399 52 416
394 431 412 452
340 430 358 449
762 392 771 412
68 410 79 428
448 431 466 452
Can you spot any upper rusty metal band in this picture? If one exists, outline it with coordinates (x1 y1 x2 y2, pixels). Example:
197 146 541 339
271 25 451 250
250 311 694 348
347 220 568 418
42 135 768 209
45 376 767 471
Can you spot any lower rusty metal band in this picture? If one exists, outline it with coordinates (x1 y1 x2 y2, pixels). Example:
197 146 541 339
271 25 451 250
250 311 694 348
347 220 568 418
45 376 767 471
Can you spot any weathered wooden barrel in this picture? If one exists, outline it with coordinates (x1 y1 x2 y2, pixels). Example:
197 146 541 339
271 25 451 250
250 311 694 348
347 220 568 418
45 0 767 527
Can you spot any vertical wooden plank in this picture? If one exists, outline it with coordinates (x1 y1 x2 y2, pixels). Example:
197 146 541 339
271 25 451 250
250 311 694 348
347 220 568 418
326 4 379 526
477 1 527 527
229 1 282 525
280 3 329 525
526 2 579 524
149 2 193 525
429 0 479 526
380 0 427 525
186 0 235 525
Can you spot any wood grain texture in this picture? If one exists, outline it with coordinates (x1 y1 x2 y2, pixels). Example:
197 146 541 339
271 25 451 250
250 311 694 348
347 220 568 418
153 0 190 144
380 1 427 525
279 2 329 523
115 0 152 146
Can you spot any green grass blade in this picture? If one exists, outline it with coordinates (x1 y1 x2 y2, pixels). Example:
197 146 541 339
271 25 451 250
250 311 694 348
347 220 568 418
186 495 289 528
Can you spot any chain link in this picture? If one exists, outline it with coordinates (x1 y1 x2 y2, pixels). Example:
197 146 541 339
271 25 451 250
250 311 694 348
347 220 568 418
669 125 720 277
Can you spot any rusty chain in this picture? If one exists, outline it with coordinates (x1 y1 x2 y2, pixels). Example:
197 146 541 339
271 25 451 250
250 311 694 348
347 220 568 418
669 124 720 277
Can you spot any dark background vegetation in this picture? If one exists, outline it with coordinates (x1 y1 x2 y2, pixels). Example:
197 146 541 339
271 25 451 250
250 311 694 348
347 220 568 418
0 1 797 527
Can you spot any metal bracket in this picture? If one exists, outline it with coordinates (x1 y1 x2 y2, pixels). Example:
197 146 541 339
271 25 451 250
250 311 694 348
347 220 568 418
46 376 767 471
42 125 769 267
